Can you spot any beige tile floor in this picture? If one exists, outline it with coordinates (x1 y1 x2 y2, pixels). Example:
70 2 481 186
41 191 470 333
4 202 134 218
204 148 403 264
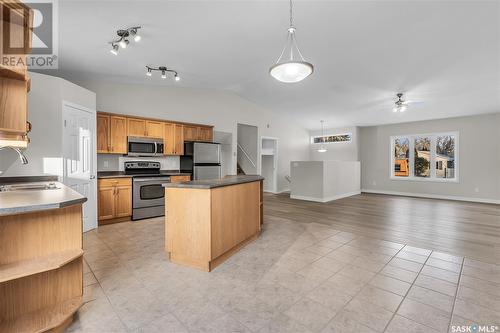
68 215 500 333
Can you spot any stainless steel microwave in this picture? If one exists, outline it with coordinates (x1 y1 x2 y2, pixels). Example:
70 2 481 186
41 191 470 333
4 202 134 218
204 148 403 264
127 136 164 157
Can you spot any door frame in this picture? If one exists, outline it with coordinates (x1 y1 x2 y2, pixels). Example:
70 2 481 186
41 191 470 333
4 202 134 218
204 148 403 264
61 100 97 232
260 136 278 194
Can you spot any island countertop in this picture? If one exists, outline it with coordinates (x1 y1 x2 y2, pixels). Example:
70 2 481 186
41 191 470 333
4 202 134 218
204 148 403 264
0 181 87 216
162 175 264 189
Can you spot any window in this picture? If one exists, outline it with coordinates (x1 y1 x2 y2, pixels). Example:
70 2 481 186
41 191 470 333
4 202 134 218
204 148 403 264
312 133 352 144
393 137 409 177
391 132 458 182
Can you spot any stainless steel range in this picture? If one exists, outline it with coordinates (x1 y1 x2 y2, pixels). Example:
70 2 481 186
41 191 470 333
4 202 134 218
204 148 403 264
125 161 171 220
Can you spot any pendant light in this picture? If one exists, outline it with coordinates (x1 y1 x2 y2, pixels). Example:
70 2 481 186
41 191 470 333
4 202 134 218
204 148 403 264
317 120 327 153
270 0 314 83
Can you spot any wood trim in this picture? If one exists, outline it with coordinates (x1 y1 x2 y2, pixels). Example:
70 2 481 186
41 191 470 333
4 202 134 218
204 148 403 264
98 216 131 226
97 111 214 128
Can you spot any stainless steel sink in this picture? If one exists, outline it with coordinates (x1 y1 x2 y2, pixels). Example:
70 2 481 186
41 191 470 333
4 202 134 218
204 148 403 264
0 182 59 192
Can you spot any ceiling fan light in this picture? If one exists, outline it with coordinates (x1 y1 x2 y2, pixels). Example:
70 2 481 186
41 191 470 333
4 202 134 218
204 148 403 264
270 61 313 83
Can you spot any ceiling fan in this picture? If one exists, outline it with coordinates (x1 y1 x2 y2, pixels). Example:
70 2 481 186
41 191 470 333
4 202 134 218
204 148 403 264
393 93 423 113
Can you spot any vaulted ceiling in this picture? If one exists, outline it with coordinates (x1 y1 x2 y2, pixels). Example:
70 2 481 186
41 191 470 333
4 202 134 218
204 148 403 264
55 1 499 130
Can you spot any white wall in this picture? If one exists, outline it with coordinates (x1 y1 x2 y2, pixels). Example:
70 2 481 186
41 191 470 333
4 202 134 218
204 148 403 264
309 126 360 161
0 72 96 177
360 113 500 203
74 79 310 192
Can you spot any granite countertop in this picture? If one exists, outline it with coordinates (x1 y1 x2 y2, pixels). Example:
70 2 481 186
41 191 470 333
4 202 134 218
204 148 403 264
0 181 87 216
98 170 191 179
163 175 264 189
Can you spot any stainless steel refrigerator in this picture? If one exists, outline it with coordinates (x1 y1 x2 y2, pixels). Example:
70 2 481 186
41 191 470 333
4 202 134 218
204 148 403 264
180 142 221 180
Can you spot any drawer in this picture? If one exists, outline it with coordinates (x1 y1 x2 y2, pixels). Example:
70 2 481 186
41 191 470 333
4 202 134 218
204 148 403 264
170 175 191 183
98 178 132 187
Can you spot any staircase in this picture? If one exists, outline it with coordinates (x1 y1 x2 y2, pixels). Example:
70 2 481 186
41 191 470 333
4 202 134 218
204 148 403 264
237 163 246 175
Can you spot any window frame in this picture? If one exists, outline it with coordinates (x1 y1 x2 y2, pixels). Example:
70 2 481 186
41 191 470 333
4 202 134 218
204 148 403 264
311 132 353 145
389 131 459 183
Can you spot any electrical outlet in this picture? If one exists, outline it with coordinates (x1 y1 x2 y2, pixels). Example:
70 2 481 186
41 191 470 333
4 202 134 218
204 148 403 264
474 187 480 193
103 161 109 168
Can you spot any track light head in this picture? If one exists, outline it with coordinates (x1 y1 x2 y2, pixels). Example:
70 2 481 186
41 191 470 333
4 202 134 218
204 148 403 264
119 39 129 49
130 29 141 42
161 70 167 79
174 74 180 82
146 68 152 77
110 44 119 55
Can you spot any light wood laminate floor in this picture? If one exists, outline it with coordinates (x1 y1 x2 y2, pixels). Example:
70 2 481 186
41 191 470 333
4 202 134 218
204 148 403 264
265 193 500 264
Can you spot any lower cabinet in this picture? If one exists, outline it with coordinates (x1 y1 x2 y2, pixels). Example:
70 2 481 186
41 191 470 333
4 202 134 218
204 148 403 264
98 178 132 224
170 175 191 183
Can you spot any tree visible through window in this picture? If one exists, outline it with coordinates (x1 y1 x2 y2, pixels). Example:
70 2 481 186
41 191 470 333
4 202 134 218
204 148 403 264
391 133 457 181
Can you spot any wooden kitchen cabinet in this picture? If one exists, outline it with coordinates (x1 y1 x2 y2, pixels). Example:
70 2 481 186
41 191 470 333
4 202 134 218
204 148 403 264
198 127 213 142
127 118 146 137
0 0 33 147
98 178 132 224
110 116 127 153
96 114 110 153
164 123 184 155
170 175 191 183
146 120 163 138
97 114 127 154
183 125 199 141
114 184 132 218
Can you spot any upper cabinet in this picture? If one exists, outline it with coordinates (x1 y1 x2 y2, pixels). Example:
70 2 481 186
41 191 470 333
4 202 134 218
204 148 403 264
198 126 213 142
96 112 213 155
127 118 146 137
183 125 198 141
97 114 127 154
96 114 110 153
0 0 33 148
145 120 163 138
164 123 184 155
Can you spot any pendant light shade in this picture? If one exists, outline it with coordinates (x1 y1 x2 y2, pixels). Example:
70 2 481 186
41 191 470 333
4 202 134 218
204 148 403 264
270 1 314 83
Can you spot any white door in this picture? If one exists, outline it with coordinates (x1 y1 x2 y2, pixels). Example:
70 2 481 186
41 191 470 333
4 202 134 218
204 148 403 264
62 102 97 232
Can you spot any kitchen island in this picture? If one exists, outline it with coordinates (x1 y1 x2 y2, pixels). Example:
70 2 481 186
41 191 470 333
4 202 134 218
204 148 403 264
163 175 264 271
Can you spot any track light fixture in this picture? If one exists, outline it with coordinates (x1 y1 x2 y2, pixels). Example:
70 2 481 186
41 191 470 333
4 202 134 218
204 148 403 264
109 26 141 55
145 66 180 82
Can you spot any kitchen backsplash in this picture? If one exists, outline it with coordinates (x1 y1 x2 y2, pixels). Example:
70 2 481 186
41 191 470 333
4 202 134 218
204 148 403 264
97 154 180 171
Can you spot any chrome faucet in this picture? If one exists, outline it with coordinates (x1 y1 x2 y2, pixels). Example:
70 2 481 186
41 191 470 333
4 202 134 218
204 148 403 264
0 146 28 164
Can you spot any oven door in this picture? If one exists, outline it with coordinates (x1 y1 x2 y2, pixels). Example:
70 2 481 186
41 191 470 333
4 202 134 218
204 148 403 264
133 176 171 209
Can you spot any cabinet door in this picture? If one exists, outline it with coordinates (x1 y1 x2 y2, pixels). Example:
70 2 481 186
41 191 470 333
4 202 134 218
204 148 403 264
115 185 132 218
174 124 184 155
171 175 191 183
183 125 198 141
98 186 115 220
127 118 146 137
146 121 164 138
198 127 213 142
96 114 110 153
0 78 28 134
164 123 175 155
110 116 127 154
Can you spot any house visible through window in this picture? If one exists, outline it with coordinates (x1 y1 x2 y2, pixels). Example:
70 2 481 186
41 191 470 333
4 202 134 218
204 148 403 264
312 133 352 144
391 133 458 181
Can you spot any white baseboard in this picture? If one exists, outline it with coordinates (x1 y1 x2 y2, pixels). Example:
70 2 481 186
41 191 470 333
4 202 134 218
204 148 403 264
361 189 500 205
291 191 361 203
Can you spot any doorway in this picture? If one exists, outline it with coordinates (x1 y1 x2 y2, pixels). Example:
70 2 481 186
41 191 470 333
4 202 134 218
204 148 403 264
261 137 278 193
62 102 97 232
